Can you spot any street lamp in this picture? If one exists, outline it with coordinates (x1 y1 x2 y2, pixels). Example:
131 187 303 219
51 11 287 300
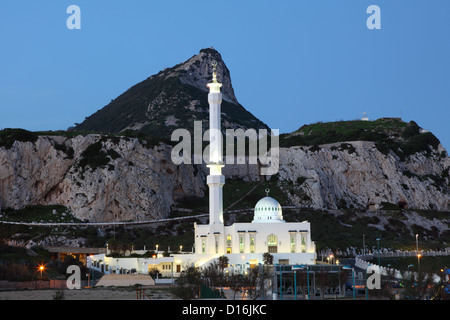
38 265 45 278
292 265 304 300
415 234 419 253
376 238 381 267
363 234 366 256
416 234 420 272
343 265 355 300
274 263 282 300
417 253 422 273
306 265 310 300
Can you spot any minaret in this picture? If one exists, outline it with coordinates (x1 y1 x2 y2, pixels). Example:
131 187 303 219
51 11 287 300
206 60 225 227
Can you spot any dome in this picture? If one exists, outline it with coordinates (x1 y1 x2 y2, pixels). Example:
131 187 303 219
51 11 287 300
252 196 284 223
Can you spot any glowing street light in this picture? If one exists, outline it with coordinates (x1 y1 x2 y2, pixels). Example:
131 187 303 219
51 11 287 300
416 234 421 273
417 253 422 273
415 234 419 252
38 264 45 278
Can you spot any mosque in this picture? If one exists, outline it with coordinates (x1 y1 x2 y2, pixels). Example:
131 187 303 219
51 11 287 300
87 62 316 278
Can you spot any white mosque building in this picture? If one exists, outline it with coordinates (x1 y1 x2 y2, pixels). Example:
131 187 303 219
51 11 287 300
87 62 316 278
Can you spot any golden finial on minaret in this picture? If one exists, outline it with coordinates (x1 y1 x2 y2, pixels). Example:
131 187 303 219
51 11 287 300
211 60 218 83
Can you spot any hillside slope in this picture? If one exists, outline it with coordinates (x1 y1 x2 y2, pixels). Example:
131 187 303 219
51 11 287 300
72 48 269 139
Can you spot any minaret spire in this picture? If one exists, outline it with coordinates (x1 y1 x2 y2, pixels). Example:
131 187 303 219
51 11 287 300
206 59 225 227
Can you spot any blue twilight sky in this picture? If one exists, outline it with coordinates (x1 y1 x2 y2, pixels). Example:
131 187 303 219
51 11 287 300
0 1 449 150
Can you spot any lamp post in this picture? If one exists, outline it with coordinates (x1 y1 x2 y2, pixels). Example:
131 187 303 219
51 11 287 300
279 265 283 300
275 264 282 300
307 266 310 300
292 265 303 301
365 266 369 300
343 266 355 300
363 234 366 256
415 234 419 253
416 234 421 273
376 238 381 267
417 253 422 273
329 254 334 265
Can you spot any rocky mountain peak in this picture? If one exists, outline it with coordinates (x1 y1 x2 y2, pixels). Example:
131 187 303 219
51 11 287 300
73 48 267 139
175 48 239 104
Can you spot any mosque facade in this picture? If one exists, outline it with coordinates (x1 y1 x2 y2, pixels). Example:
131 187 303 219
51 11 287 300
87 61 316 277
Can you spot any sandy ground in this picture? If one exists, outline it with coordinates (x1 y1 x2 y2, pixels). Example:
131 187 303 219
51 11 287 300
0 286 175 300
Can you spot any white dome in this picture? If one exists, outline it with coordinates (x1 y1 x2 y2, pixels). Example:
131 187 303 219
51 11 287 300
252 196 284 223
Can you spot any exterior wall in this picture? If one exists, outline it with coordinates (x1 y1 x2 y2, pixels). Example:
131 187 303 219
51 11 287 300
195 221 315 256
88 254 181 277
192 221 316 269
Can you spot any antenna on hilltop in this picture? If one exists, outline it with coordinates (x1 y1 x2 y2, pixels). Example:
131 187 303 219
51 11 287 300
361 112 369 121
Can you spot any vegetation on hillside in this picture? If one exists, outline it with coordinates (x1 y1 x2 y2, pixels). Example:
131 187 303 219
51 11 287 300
0 128 38 149
71 63 268 140
280 118 442 159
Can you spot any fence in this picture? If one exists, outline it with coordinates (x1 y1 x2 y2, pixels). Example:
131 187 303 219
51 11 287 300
0 279 90 290
359 250 449 260
355 250 449 282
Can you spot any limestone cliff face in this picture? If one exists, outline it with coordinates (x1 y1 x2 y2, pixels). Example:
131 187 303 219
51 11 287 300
277 141 449 211
0 135 206 222
175 48 239 105
0 135 448 223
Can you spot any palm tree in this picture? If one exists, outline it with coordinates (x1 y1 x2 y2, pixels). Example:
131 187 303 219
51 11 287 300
263 252 273 265
218 255 229 271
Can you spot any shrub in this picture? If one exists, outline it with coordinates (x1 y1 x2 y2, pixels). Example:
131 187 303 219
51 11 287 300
380 202 400 210
76 141 121 172
0 128 38 149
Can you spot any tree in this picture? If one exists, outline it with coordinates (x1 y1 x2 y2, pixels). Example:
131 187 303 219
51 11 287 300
263 252 273 265
229 273 245 300
171 266 202 300
218 255 229 272
244 266 271 300
202 261 221 287
401 270 437 300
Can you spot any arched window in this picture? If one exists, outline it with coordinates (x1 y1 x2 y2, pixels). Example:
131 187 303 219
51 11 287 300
267 234 278 253
226 235 232 254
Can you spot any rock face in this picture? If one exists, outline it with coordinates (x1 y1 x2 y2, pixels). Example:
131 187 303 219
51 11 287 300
277 141 449 211
0 135 448 223
0 135 206 222
175 48 239 105
0 47 448 222
72 48 269 139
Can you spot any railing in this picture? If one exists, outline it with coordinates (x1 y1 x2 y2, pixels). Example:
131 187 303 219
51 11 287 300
355 250 449 281
358 249 449 261
0 206 299 227
136 286 153 300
